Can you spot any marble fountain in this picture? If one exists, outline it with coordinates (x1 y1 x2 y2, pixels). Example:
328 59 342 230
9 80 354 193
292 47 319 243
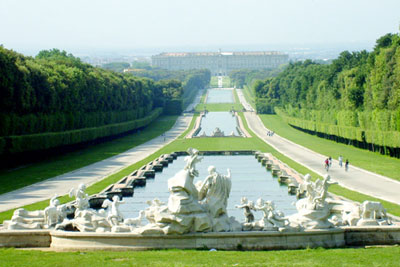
1 148 399 251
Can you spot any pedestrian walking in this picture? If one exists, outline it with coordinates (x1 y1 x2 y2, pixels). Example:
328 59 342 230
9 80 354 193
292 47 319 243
324 158 329 171
338 155 343 167
345 159 349 172
328 156 332 167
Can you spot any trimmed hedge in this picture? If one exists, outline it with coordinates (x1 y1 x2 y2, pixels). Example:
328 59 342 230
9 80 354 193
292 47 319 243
164 99 183 115
2 108 163 155
0 137 5 155
276 108 400 148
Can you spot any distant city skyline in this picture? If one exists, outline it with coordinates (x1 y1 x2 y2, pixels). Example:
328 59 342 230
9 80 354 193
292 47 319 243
1 0 399 57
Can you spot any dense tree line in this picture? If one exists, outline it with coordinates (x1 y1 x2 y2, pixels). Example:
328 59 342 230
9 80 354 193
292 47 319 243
229 68 283 89
127 68 211 112
252 31 400 157
0 48 209 156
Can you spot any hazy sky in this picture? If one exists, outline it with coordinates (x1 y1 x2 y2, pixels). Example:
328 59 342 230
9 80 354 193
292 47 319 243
1 0 399 54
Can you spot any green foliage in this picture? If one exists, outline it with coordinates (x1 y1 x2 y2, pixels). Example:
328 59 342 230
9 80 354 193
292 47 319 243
248 30 400 153
0 47 210 155
4 108 162 154
101 62 130 72
229 68 282 88
128 68 211 110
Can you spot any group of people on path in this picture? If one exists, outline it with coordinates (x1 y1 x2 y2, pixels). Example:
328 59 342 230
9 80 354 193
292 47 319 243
325 155 349 172
267 130 274 137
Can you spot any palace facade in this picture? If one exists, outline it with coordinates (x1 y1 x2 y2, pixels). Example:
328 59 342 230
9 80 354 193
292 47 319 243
151 51 289 75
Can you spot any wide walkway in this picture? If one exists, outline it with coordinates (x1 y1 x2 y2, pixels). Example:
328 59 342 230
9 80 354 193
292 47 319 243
239 99 400 205
0 113 197 213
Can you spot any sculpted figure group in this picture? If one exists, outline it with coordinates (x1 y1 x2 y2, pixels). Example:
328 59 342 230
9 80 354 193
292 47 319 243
2 148 393 233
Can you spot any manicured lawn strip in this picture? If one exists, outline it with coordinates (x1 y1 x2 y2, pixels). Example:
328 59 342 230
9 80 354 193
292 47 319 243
209 76 231 88
259 114 400 181
196 103 244 112
222 76 231 87
0 116 179 195
196 89 244 112
1 247 400 266
243 85 256 109
178 114 199 139
210 76 218 87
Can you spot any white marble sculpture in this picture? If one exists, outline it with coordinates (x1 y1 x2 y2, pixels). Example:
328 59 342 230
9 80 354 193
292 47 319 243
211 127 225 137
357 201 391 226
235 197 255 223
254 199 288 229
3 154 394 234
124 210 145 228
198 166 233 232
44 194 67 228
134 148 240 235
69 183 90 214
288 174 337 229
102 195 125 226
3 195 67 230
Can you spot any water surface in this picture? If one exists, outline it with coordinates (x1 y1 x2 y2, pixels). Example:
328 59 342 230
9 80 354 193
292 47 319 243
120 155 297 222
206 89 234 103
195 112 239 136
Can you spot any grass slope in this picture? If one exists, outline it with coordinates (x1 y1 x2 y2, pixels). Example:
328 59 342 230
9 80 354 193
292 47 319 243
243 85 256 109
0 116 178 195
1 247 400 266
259 114 400 181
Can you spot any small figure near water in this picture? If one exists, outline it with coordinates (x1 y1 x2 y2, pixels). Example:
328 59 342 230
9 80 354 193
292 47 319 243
235 197 255 223
338 155 343 167
324 158 329 171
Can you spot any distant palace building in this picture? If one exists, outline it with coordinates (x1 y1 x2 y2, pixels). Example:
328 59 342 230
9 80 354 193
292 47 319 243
151 51 289 76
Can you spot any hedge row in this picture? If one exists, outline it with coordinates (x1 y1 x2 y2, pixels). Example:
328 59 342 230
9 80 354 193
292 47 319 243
284 106 400 132
276 108 400 148
0 108 163 155
0 105 152 136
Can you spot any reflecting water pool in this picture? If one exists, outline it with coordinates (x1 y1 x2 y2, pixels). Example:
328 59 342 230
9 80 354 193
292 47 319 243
120 155 297 221
195 112 239 136
206 89 234 103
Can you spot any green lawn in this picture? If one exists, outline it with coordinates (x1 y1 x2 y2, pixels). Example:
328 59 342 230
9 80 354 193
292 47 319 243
243 84 256 109
259 114 400 181
0 115 178 195
195 103 243 112
210 76 231 88
1 247 399 266
196 88 243 112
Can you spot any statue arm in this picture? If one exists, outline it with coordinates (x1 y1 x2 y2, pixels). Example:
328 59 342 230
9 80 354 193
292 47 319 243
226 168 231 179
198 176 211 200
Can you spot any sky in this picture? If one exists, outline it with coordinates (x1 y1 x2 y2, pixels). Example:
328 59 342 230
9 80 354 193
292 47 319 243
1 0 399 55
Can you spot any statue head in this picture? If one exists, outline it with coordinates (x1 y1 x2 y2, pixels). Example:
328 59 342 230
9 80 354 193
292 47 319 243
208 165 216 174
323 174 331 181
78 183 86 191
304 174 311 182
112 195 120 202
240 197 248 204
53 199 60 207
256 198 264 206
